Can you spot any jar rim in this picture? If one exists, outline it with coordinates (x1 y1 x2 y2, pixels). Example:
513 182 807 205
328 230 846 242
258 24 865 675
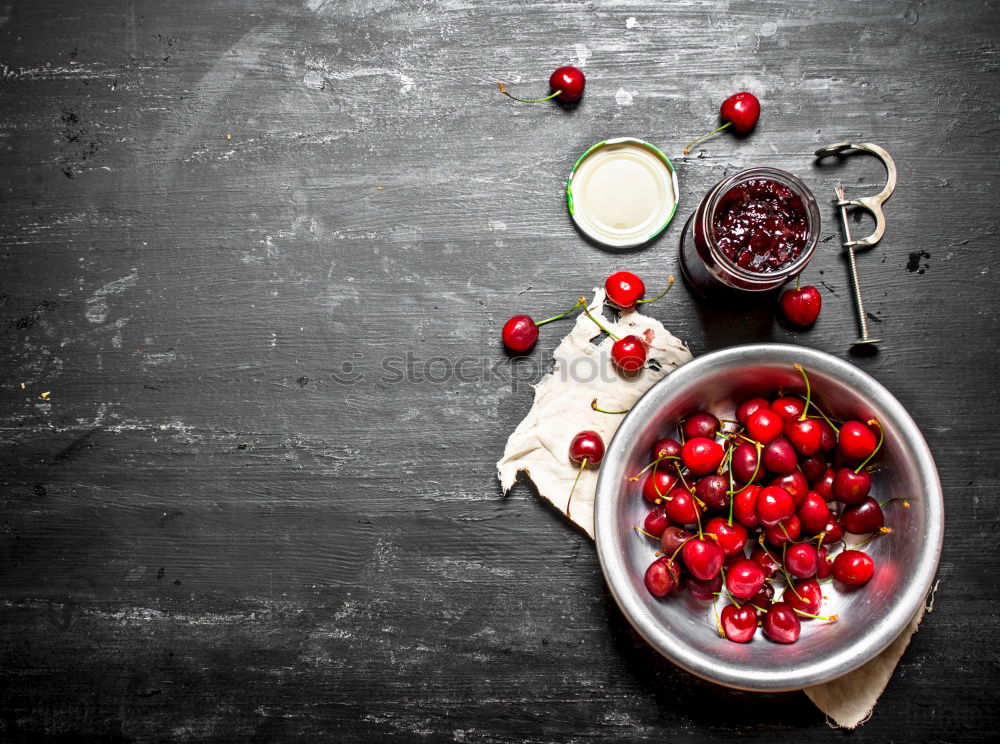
698 167 821 284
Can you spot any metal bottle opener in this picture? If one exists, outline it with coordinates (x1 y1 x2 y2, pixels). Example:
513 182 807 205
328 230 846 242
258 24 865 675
814 141 897 348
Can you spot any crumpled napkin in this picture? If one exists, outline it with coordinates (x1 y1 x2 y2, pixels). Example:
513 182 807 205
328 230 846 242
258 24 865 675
497 288 928 728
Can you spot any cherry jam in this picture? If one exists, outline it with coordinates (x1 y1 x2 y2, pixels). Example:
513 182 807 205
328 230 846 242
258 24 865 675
679 167 820 294
713 178 808 273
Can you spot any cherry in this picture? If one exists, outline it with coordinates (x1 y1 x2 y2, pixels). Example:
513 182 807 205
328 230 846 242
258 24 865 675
644 556 681 597
695 474 730 511
780 284 822 327
817 420 838 452
682 412 720 440
797 491 832 534
756 486 794 526
764 514 801 547
650 437 682 463
833 467 872 505
832 549 875 586
682 537 724 580
726 559 767 599
746 409 783 444
641 470 678 503
643 504 670 538
812 466 836 500
784 417 823 456
681 437 725 476
762 438 798 474
732 485 761 528
771 396 806 421
800 453 827 484
665 488 701 525
746 581 775 609
818 517 844 546
660 526 693 556
769 471 808 505
720 604 758 643
763 602 801 644
498 65 585 104
736 397 770 425
838 420 878 461
604 271 645 309
750 546 781 577
731 442 760 484
785 578 823 617
705 517 747 557
582 300 648 373
841 497 885 534
816 547 833 579
785 542 819 578
687 573 723 601
501 315 538 353
683 91 761 154
566 430 604 518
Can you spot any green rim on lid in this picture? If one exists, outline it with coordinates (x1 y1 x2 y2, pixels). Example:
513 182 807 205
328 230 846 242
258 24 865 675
566 137 679 249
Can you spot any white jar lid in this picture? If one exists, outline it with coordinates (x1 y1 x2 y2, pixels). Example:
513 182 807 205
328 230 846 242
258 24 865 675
566 138 679 249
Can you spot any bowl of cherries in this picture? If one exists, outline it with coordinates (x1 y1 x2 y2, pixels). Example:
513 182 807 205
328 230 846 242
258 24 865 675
594 344 943 691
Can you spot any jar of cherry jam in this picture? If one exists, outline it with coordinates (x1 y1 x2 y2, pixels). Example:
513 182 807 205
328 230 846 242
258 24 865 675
679 167 821 294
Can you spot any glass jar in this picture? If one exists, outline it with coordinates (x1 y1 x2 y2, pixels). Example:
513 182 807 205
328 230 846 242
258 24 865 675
679 167 821 295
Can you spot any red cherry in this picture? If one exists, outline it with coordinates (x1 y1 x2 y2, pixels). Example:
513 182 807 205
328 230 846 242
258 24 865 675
812 466 836 500
816 547 833 579
833 467 872 505
769 471 808 505
818 517 844 545
650 437 681 463
746 583 774 611
746 409 783 444
643 504 670 537
771 396 806 421
568 431 604 466
817 420 837 452
660 526 693 555
501 315 539 353
694 474 730 511
784 417 823 456
736 397 770 424
832 549 875 585
720 91 761 132
687 573 723 601
641 470 678 503
681 437 724 476
780 285 822 327
764 514 801 547
644 556 680 597
665 488 701 525
785 542 820 578
841 497 885 534
705 517 747 557
762 438 798 474
785 578 823 617
750 546 781 577
838 420 878 461
732 485 761 528
720 604 758 643
799 453 827 484
548 65 586 102
726 559 767 599
731 442 760 484
762 602 801 644
682 412 720 440
756 486 794 526
604 271 645 310
797 491 832 534
611 335 646 372
681 537 724 580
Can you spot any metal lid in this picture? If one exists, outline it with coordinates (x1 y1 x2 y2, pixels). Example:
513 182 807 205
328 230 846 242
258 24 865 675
566 137 679 249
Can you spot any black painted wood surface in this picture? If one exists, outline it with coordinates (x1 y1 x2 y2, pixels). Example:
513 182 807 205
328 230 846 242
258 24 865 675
2 0 998 741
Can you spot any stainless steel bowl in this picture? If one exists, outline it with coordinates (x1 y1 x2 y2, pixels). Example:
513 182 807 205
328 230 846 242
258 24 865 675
594 344 943 691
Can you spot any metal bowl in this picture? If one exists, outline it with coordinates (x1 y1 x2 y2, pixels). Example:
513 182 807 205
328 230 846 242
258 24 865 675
594 344 943 691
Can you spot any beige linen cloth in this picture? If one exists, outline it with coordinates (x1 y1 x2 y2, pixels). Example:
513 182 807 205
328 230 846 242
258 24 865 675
497 288 928 728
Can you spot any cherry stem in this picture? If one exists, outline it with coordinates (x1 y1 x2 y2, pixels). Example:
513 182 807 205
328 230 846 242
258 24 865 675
854 419 884 474
566 458 587 518
794 394 841 434
497 82 562 103
775 538 805 601
713 595 725 638
591 398 629 415
852 529 888 551
535 298 584 327
632 525 659 540
669 538 692 563
793 608 838 622
635 275 676 305
580 298 621 341
628 454 681 481
793 364 811 422
683 121 732 154
879 497 911 509
796 273 802 291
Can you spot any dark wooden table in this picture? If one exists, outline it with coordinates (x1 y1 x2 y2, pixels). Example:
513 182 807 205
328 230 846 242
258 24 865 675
2 0 998 741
